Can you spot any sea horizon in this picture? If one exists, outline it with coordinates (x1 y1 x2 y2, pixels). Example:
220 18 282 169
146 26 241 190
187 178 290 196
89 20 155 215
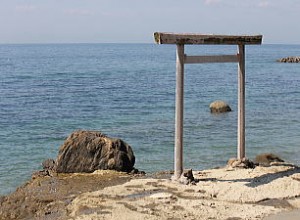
1 41 300 46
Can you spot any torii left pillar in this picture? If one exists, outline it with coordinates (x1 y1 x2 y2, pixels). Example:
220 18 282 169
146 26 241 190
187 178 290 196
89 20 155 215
175 44 185 178
154 32 263 180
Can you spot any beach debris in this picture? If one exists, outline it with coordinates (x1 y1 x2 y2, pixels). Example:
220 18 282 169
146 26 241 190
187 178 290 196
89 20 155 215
277 56 300 63
55 130 135 173
227 158 255 169
209 100 232 113
255 153 284 166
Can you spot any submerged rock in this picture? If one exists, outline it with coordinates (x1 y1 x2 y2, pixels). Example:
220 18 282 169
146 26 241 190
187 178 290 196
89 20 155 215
56 130 135 173
209 100 232 113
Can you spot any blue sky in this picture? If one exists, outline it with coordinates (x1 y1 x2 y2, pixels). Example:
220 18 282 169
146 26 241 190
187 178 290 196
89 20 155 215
0 0 299 44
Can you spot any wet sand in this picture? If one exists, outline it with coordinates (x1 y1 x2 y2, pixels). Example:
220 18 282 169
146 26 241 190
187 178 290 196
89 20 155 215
0 170 131 219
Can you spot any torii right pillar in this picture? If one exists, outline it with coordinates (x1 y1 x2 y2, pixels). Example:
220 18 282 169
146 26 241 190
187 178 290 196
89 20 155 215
237 44 246 159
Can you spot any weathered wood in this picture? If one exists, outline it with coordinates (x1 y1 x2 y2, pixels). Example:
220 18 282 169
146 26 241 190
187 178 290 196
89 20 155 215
174 44 184 179
237 44 246 159
185 54 238 64
154 32 262 45
153 32 263 177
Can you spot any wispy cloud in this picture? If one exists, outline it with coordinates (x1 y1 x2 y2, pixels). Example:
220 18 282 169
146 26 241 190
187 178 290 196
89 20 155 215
257 1 270 8
15 5 37 13
204 0 221 5
64 9 94 16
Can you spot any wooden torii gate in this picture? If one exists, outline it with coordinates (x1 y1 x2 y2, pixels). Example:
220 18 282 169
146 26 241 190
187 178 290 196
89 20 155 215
154 32 263 180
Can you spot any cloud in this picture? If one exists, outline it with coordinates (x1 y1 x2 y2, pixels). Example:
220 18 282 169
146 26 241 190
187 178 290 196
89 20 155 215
15 5 37 13
64 9 94 16
204 0 221 5
257 1 270 8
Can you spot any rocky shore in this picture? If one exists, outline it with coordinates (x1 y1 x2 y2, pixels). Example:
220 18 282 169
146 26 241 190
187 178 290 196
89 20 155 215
0 170 132 219
277 56 300 63
1 162 300 220
0 130 140 219
1 131 300 219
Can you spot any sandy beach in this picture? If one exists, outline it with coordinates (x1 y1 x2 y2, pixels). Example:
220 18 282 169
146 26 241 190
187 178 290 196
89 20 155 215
66 163 300 220
1 162 300 219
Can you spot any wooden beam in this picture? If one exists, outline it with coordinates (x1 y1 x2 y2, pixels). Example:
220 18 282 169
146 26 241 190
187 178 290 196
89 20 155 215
237 45 246 159
153 32 263 176
154 32 262 45
174 44 184 180
185 54 238 64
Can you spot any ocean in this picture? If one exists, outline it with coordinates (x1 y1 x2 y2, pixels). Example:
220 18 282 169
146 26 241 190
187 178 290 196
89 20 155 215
0 43 299 195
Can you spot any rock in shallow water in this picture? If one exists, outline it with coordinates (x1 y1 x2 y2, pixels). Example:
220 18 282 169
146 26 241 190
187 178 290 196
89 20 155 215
209 100 232 114
56 130 135 173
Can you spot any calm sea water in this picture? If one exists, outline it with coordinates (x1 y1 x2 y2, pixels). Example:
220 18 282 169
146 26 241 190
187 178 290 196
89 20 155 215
0 43 299 195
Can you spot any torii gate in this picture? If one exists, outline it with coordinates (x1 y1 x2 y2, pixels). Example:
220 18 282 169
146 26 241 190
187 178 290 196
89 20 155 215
154 32 263 180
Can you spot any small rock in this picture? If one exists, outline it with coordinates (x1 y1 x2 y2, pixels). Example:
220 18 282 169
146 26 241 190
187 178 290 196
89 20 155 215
255 153 284 166
209 100 232 113
42 159 56 171
32 159 57 178
227 158 255 169
32 170 52 179
0 196 5 204
130 168 146 175
227 158 237 166
179 169 195 185
277 56 300 63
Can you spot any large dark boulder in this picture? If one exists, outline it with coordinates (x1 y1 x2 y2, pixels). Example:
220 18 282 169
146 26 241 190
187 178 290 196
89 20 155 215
56 131 135 173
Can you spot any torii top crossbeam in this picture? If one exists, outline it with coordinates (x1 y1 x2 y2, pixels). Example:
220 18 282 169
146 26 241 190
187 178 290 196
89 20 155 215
154 32 262 45
154 32 263 180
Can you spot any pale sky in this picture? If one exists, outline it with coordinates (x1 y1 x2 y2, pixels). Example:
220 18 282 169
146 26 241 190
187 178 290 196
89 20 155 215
0 0 299 44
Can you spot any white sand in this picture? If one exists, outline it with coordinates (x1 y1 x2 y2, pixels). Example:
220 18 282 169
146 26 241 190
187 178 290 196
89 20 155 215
67 163 300 220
